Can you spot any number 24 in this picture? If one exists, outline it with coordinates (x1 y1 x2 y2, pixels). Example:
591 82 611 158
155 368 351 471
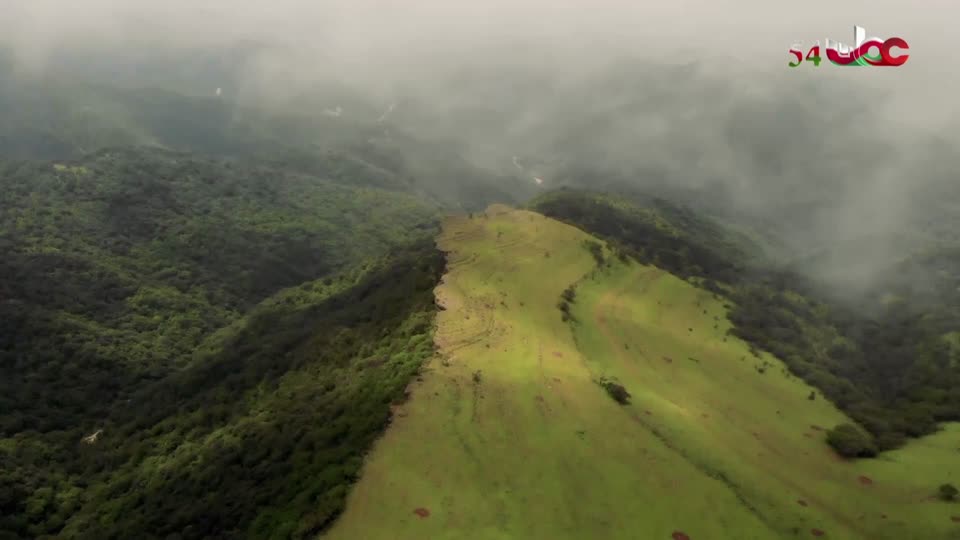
789 41 822 67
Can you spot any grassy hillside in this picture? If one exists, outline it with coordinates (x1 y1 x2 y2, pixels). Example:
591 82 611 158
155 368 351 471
531 190 960 452
325 207 960 539
570 259 960 539
0 148 445 538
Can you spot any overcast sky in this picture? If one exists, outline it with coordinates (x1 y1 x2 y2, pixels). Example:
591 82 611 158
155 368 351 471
3 0 955 110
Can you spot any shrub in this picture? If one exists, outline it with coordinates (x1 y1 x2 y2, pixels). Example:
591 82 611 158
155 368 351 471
826 423 878 458
939 483 958 501
601 380 631 405
583 240 605 266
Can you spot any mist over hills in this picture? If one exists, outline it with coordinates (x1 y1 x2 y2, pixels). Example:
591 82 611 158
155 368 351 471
1 2 959 538
4 44 957 282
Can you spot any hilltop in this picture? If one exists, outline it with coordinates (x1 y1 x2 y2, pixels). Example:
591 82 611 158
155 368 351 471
531 190 960 451
327 206 960 540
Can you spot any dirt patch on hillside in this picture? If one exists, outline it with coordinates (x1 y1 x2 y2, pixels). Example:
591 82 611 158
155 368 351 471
413 508 430 518
671 532 690 540
857 475 873 485
811 529 825 537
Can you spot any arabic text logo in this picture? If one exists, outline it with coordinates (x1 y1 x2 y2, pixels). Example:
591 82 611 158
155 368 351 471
789 26 909 68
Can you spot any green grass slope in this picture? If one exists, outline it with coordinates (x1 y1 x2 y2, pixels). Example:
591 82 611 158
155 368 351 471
571 258 960 540
324 207 960 540
532 189 960 452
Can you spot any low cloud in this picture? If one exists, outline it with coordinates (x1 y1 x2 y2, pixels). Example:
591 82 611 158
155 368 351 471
1 0 957 286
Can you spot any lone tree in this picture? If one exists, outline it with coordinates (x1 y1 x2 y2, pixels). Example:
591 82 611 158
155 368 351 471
939 483 959 501
826 423 878 458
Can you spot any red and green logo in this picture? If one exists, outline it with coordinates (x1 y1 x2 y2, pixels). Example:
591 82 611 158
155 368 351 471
789 26 909 68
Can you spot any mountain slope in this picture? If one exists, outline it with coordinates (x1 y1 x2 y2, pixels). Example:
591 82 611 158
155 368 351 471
570 258 960 540
325 206 774 539
531 190 960 451
0 147 439 428
324 206 960 539
0 148 445 539
0 59 523 210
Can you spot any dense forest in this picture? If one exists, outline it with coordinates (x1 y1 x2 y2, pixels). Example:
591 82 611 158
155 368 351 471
0 57 519 212
532 189 960 454
0 148 445 538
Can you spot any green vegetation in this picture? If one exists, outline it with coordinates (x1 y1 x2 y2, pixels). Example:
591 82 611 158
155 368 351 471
326 208 774 539
0 64 517 210
566 243 960 539
826 424 879 458
5 47 960 540
0 148 444 538
599 379 631 405
583 239 605 266
328 208 960 539
532 189 960 454
1 147 438 431
558 285 577 322
532 189 754 284
938 483 958 502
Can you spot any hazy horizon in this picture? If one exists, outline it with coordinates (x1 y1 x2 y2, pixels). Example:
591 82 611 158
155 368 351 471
2 0 957 289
